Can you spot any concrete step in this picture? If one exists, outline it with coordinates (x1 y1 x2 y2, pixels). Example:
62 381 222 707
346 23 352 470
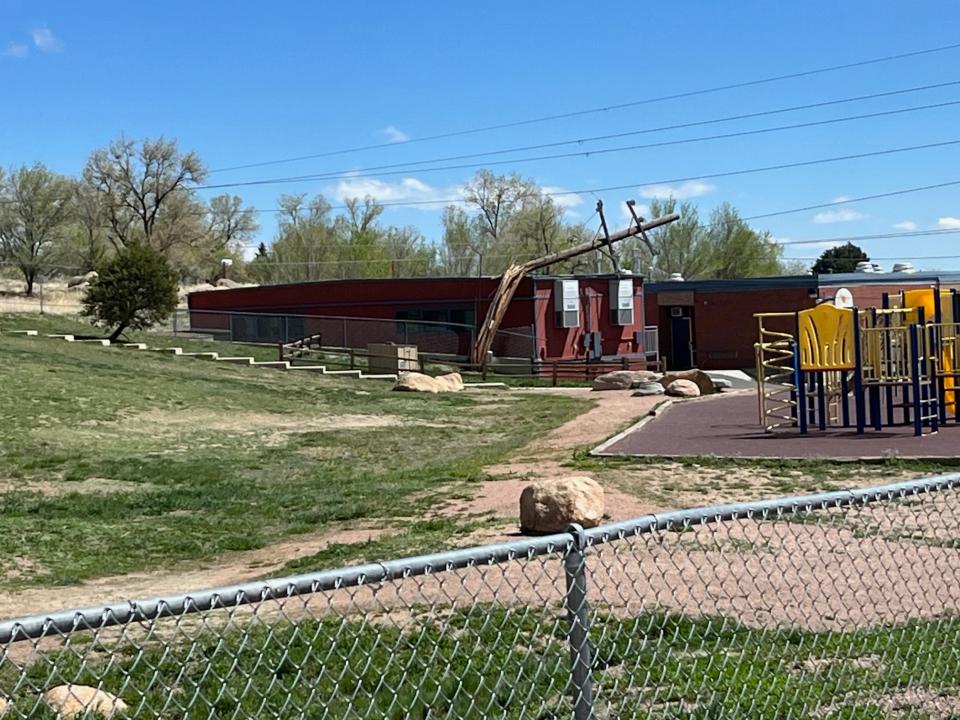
47 334 75 341
180 352 220 359
217 357 255 365
322 369 363 377
287 365 328 372
152 347 184 355
115 342 148 350
76 339 111 346
251 360 290 370
360 373 399 381
465 382 510 390
6 330 38 336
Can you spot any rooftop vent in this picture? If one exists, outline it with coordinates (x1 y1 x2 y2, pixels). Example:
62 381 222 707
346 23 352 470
669 272 685 281
892 262 916 274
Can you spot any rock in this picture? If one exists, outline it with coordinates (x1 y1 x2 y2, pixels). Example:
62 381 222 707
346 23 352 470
712 377 733 391
44 685 128 718
393 371 464 393
216 277 242 288
592 370 662 391
519 476 605 533
660 369 716 396
632 382 665 397
0 697 7 717
665 378 701 398
67 271 98 288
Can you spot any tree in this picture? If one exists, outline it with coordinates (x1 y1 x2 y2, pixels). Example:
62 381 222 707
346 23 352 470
779 258 810 276
190 194 260 281
705 203 783 279
627 199 715 280
443 170 585 275
625 198 792 280
64 179 110 272
812 242 869 274
82 243 179 341
83 135 206 254
0 164 75 295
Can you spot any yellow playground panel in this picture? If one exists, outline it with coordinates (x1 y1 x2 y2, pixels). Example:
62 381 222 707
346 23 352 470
796 304 856 372
754 286 960 436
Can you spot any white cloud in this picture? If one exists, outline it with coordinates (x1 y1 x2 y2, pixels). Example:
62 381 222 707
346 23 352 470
893 220 918 231
3 42 29 57
376 125 409 143
331 175 461 208
31 26 62 52
798 240 847 250
812 208 866 224
938 217 960 229
541 186 584 214
637 180 715 200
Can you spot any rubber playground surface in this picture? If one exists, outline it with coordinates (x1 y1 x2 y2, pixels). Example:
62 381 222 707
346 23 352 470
597 391 960 460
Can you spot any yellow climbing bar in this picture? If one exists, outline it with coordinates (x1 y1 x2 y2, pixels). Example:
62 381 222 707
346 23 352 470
797 303 856 371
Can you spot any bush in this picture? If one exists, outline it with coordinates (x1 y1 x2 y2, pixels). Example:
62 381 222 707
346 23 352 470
82 243 179 341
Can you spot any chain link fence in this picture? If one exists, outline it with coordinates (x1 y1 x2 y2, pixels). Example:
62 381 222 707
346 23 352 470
3 474 960 718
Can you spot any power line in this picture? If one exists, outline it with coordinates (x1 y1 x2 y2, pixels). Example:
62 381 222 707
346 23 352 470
778 229 960 246
197 98 960 190
315 138 960 212
213 81 960 186
743 179 960 221
208 41 960 174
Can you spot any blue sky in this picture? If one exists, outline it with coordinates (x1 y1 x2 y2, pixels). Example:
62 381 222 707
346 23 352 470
2 1 960 270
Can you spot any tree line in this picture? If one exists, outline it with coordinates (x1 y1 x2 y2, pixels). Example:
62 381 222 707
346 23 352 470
1 136 814 296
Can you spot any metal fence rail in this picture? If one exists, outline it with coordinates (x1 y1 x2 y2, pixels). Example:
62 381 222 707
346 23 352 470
3 474 960 718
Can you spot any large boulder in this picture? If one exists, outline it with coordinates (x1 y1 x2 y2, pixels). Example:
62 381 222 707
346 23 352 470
44 685 127 718
712 377 733 391
660 369 716 396
393 371 464 393
632 381 665 397
520 476 605 533
67 271 98 288
592 370 661 391
665 378 701 398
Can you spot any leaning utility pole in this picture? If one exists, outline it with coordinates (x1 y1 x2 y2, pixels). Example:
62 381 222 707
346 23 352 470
470 205 678 366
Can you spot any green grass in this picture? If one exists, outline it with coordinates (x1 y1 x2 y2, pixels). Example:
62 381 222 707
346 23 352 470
4 609 959 718
0 315 588 588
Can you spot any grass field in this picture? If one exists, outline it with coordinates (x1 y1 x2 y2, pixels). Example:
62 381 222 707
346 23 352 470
4 608 959 718
0 314 588 590
4 314 960 718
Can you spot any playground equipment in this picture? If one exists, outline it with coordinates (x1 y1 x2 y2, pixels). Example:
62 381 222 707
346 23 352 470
755 288 960 436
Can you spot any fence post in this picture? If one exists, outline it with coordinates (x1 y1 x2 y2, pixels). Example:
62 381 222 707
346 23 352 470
564 523 594 720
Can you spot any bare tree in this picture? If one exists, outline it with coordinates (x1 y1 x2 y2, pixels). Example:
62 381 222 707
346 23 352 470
0 164 75 295
83 135 206 253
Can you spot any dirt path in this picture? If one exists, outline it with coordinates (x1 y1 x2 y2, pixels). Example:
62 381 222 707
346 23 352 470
0 526 387 621
444 388 663 524
2 388 648 619
1 389 659 620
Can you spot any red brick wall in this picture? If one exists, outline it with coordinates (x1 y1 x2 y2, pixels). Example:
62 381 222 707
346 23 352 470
532 277 644 360
645 286 815 370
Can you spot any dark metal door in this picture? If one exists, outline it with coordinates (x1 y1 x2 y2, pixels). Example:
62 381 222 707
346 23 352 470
670 315 693 370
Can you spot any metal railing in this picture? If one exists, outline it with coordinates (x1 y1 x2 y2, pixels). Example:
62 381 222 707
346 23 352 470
3 474 960 717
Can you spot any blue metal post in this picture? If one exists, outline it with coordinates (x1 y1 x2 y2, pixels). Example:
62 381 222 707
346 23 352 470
853 308 865 434
840 371 850 427
910 324 923 437
794 348 807 434
816 373 827 431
